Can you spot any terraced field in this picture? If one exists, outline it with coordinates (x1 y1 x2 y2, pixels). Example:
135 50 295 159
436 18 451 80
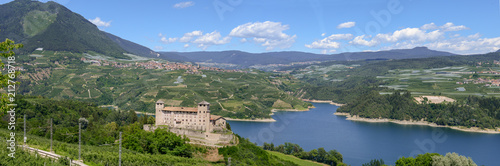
18 51 311 119
377 66 500 99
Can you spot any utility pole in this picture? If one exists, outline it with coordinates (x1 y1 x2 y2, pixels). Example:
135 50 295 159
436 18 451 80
228 157 231 166
50 118 53 152
79 122 81 161
119 132 122 166
24 114 26 150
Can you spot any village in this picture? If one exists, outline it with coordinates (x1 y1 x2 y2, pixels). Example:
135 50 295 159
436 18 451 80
80 57 246 74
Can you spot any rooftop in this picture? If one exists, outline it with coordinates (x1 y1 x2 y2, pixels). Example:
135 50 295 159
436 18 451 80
198 101 210 105
210 115 224 120
162 107 198 112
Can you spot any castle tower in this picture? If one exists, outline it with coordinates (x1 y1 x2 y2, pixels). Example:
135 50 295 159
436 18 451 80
197 101 210 132
155 100 164 126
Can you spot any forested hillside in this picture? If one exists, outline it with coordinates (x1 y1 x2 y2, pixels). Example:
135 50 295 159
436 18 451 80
0 0 129 59
337 91 500 129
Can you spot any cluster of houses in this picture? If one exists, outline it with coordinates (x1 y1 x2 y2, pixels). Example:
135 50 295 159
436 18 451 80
80 58 245 74
457 78 500 87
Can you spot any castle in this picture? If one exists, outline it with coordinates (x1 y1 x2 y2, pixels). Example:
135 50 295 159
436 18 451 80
155 100 227 132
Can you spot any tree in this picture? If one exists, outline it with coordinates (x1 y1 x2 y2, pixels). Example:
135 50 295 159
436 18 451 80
0 38 22 117
147 116 155 124
362 159 386 166
432 153 477 166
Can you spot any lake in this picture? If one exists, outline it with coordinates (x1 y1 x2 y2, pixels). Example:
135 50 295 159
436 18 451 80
228 103 500 166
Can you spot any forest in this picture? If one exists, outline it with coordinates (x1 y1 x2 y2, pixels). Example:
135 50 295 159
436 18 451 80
337 91 500 129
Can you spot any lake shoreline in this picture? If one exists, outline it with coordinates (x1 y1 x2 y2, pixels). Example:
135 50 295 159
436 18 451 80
302 99 345 106
225 117 277 122
226 108 312 122
334 112 500 134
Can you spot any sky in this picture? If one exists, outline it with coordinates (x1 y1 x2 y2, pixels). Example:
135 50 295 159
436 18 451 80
2 0 500 55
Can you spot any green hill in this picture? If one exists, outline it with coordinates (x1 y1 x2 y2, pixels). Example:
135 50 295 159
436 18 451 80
0 0 129 59
17 51 311 119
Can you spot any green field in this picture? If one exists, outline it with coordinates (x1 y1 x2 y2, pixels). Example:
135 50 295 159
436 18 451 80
17 51 312 119
377 66 500 99
267 151 327 166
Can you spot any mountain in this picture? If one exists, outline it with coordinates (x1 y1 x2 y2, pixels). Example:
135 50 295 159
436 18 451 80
0 0 129 59
160 47 456 68
103 31 159 58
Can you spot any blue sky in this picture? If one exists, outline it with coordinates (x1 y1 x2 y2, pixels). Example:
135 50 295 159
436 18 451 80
2 0 500 54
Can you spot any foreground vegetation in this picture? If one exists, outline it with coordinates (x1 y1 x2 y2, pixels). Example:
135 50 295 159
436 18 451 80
218 135 298 166
361 152 476 166
263 142 345 166
0 128 216 166
0 96 322 165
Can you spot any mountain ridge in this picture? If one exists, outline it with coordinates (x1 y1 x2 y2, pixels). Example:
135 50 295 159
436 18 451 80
158 47 457 68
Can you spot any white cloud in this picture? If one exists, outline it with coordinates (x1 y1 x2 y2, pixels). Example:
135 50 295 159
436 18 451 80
229 21 296 50
88 17 111 28
173 1 195 8
321 33 326 37
158 33 177 44
327 34 354 40
184 44 190 48
420 23 438 30
425 36 500 54
179 31 203 42
240 38 247 43
440 22 468 32
350 35 379 47
350 28 444 47
337 21 356 29
305 34 353 49
192 31 231 48
420 22 468 32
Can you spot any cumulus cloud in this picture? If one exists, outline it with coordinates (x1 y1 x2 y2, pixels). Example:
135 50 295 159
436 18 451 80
425 36 500 54
350 35 379 47
440 22 468 32
192 31 231 49
350 27 444 47
173 1 194 8
421 22 468 32
337 21 356 29
230 21 296 50
179 31 203 42
305 34 353 49
88 17 111 28
158 33 178 44
372 23 496 54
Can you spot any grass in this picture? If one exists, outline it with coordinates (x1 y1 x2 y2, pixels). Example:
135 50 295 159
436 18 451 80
266 150 327 166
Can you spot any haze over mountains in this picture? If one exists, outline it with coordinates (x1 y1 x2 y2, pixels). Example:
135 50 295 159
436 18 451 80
0 0 470 68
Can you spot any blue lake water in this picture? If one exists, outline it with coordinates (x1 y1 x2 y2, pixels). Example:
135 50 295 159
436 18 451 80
228 103 500 166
